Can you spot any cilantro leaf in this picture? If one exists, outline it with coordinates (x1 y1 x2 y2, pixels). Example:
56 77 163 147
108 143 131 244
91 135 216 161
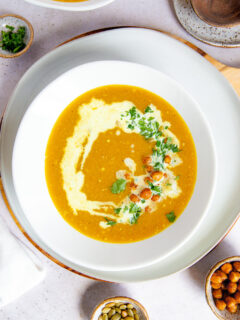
166 211 176 223
110 179 127 194
114 208 121 214
144 106 153 113
105 218 117 226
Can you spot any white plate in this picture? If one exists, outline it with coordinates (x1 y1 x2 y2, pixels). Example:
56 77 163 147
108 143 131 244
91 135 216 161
1 28 240 281
24 0 115 11
12 60 216 271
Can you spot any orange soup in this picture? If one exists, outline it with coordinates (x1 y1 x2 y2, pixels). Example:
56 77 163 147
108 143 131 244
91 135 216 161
45 85 197 243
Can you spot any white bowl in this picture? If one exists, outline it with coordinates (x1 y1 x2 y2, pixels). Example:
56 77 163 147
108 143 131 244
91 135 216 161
12 60 216 272
24 0 115 11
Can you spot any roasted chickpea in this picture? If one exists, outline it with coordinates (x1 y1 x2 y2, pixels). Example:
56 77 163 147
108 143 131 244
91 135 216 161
151 194 160 202
215 300 226 311
140 188 152 200
129 182 137 190
227 304 238 314
211 282 222 289
144 176 153 184
212 289 222 299
215 270 228 281
211 273 223 284
225 296 237 308
229 271 240 283
129 194 140 203
234 291 240 303
144 206 151 213
146 165 154 173
233 262 240 272
150 171 163 181
164 155 171 164
142 156 152 165
227 282 237 294
221 263 233 274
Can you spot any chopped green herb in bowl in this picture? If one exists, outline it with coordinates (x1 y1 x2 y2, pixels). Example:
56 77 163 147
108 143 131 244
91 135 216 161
0 14 34 58
0 25 26 53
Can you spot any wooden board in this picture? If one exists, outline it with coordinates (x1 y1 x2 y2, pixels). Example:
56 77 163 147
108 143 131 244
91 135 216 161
1 27 239 281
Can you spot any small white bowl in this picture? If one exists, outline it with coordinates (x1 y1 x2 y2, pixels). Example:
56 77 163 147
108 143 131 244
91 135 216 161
24 0 115 11
91 296 149 320
0 14 33 58
12 60 216 272
206 256 240 320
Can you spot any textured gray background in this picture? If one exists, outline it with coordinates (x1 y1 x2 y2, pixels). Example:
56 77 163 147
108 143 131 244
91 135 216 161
0 1 240 319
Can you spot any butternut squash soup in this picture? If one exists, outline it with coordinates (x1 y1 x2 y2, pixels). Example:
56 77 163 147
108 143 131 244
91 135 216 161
45 85 197 243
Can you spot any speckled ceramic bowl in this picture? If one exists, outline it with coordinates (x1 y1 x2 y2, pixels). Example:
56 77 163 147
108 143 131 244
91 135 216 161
0 14 34 58
91 296 149 320
206 256 240 320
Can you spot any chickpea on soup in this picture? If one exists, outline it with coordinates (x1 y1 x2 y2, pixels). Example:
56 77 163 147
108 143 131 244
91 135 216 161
45 85 197 243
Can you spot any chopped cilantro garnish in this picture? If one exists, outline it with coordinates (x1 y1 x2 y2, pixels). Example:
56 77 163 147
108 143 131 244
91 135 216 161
114 208 121 214
128 106 137 120
164 126 169 129
166 183 172 186
144 106 153 113
0 25 26 53
175 175 180 180
128 124 134 130
166 211 176 223
105 218 117 226
141 199 146 203
110 179 127 194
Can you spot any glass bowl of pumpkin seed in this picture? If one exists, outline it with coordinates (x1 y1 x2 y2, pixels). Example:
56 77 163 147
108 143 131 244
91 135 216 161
91 296 149 320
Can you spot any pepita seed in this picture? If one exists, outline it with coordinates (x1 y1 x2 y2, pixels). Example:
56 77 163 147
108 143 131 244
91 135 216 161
127 310 134 317
127 304 134 309
134 315 139 320
125 317 134 320
102 307 111 314
111 314 121 320
108 309 116 317
105 302 116 308
115 303 122 307
121 310 128 318
120 304 127 310
116 308 121 314
102 314 108 320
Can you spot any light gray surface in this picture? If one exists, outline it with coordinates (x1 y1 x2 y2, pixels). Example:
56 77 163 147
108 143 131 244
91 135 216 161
0 1 240 319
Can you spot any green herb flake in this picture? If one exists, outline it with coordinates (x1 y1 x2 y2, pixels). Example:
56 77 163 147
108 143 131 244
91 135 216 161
144 106 153 113
0 25 26 53
105 218 117 226
110 179 127 194
166 211 176 223
175 175 180 180
114 208 121 214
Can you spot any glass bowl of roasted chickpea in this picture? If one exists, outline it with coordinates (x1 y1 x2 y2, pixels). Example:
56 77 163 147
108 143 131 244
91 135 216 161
206 256 240 319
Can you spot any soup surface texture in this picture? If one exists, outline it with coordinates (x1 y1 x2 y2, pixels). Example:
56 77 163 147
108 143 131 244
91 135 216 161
45 85 197 243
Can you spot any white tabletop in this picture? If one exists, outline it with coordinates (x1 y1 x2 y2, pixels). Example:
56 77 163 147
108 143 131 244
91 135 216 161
0 1 240 319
